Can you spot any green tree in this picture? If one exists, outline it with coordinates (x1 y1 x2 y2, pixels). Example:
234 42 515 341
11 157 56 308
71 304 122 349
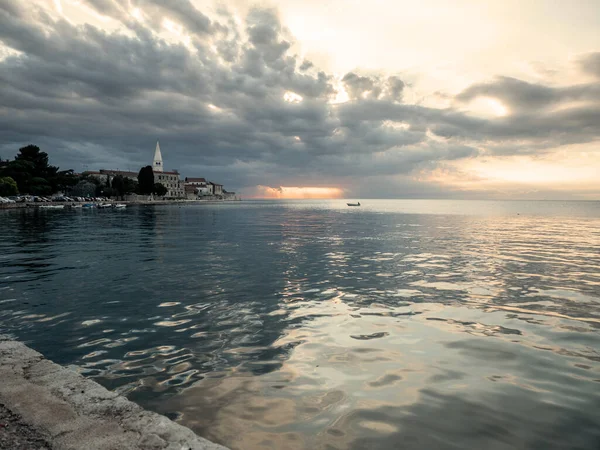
80 174 101 190
112 175 125 198
0 145 62 194
51 169 79 194
124 177 138 195
15 145 59 179
29 177 52 196
153 183 168 197
71 180 96 198
102 187 116 198
112 175 138 199
0 159 34 193
94 183 114 197
137 166 155 194
15 145 49 170
0 176 18 196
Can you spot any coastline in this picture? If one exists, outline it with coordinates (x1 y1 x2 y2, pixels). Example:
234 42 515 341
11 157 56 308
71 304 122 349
0 336 228 450
0 198 241 210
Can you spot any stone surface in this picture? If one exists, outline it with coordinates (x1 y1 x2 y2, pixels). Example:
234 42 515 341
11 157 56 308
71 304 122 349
0 403 51 450
0 336 228 450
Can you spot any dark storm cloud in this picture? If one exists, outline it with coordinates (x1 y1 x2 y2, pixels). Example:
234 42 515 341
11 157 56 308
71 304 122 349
452 75 600 148
148 0 212 33
456 76 600 113
0 0 598 196
0 0 20 16
579 52 600 79
342 72 377 99
82 0 215 35
299 60 313 71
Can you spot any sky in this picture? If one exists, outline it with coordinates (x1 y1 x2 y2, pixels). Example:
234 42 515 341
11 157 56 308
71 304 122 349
0 0 599 199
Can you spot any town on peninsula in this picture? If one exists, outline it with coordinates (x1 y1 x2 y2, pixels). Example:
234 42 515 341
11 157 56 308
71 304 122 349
0 141 240 208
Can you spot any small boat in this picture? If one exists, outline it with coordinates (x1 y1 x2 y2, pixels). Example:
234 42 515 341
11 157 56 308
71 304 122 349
347 202 361 207
82 203 95 208
114 204 126 209
40 204 65 209
97 203 112 209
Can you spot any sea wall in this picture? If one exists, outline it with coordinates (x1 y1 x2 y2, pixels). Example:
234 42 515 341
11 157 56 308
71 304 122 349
0 336 228 450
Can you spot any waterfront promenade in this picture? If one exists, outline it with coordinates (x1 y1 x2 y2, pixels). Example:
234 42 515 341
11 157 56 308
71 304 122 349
0 336 228 450
0 198 240 210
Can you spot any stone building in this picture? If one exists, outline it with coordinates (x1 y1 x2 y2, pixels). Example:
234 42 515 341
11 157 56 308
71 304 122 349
82 169 138 184
84 141 184 198
155 171 184 198
184 177 206 186
184 177 211 196
184 184 198 200
183 177 228 199
209 182 223 196
152 141 184 198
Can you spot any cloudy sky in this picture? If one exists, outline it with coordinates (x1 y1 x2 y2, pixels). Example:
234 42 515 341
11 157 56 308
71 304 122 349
1 0 599 199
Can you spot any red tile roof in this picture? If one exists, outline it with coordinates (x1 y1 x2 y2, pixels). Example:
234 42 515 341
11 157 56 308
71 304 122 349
185 177 206 182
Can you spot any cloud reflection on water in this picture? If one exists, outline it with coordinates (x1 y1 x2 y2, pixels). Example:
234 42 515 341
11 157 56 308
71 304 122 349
0 200 599 449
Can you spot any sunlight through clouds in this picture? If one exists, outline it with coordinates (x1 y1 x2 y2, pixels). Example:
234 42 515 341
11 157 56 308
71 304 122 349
130 7 143 22
461 96 509 118
1 0 599 199
283 91 303 103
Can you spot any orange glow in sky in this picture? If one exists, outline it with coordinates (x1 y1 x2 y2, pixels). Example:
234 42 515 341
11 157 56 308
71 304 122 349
251 186 344 199
419 144 600 198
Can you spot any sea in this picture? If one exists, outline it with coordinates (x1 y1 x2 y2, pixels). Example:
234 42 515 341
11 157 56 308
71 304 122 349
1 199 599 450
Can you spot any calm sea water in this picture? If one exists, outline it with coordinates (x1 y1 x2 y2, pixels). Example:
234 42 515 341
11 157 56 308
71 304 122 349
1 200 600 449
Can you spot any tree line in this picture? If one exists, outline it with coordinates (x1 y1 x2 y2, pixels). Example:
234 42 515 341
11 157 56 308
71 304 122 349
0 145 169 199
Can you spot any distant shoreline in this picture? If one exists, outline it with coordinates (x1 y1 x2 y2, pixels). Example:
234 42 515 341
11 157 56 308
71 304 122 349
0 198 242 209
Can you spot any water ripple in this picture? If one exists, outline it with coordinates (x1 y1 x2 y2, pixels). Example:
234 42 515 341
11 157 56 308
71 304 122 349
1 200 599 449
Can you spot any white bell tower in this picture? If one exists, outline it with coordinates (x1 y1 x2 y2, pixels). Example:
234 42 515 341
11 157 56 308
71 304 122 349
153 140 163 172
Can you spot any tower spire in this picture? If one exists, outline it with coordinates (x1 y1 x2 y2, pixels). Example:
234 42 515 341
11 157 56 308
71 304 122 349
153 140 163 172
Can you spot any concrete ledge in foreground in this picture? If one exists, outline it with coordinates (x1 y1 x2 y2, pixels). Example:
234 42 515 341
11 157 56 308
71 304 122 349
0 336 228 450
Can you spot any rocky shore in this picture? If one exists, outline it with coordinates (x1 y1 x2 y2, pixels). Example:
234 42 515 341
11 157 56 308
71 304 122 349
0 336 228 450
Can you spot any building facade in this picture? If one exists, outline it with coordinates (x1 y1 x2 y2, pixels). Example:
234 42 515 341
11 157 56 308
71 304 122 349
209 182 223 195
183 178 228 199
152 141 184 198
155 171 184 198
185 177 212 196
83 169 138 184
184 177 206 186
184 185 198 200
83 141 234 200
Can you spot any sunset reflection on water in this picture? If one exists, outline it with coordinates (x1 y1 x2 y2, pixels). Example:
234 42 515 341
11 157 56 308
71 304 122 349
1 200 599 449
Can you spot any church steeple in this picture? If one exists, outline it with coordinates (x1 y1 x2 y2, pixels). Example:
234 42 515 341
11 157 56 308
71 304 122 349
153 140 163 172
